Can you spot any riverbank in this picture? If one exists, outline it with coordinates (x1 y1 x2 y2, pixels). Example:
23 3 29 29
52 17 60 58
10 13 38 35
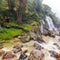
0 34 60 60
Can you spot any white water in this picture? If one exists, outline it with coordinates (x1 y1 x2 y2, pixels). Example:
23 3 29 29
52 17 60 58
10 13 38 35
40 16 57 33
34 36 60 60
40 20 45 33
46 16 57 31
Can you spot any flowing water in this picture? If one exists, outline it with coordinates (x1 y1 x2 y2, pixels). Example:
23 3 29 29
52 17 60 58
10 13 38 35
0 35 60 60
40 20 45 33
40 16 57 33
45 16 57 31
35 36 60 60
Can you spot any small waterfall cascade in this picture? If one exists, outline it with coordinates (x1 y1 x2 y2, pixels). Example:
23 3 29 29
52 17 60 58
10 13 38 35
45 16 57 31
40 20 45 33
40 16 57 33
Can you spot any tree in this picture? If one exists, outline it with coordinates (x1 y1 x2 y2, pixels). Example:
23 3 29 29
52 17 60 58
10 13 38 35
33 0 43 13
26 0 43 21
16 0 27 22
42 4 51 15
6 0 15 11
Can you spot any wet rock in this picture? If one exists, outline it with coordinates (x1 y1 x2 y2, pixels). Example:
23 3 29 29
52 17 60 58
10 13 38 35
2 51 16 60
56 31 60 36
29 32 37 40
18 36 22 39
34 42 44 50
53 43 60 49
28 50 44 60
35 36 45 43
18 50 28 60
58 39 60 42
50 34 55 38
59 32 60 36
13 43 23 49
13 48 22 53
43 29 55 38
19 54 27 60
49 50 60 60
54 31 59 36
49 50 57 57
23 50 28 54
30 31 45 43
20 35 31 43
13 44 22 53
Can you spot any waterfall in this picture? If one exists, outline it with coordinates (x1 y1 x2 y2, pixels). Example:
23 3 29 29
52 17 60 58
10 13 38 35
40 20 44 33
40 16 57 34
46 16 57 31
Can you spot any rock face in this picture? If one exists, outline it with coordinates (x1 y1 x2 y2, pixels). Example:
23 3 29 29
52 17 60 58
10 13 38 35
28 49 44 60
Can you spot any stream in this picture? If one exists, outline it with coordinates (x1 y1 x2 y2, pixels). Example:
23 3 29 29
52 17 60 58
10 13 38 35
0 35 60 60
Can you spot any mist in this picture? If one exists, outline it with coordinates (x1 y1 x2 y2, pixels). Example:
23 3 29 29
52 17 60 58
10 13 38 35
43 0 60 19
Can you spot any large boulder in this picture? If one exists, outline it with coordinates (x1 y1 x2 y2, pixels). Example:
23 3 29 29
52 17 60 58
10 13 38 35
19 33 31 43
43 29 55 38
28 41 44 60
28 49 44 60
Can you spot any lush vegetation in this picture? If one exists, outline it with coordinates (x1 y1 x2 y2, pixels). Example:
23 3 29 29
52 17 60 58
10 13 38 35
0 28 22 40
0 0 58 41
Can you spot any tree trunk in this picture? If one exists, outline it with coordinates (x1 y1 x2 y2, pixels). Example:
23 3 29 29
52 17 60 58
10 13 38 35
17 0 27 22
6 0 14 11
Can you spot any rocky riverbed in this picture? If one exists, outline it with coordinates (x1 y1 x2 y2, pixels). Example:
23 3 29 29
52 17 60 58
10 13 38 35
0 31 60 60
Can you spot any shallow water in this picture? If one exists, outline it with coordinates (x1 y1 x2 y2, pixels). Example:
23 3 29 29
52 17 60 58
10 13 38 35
0 36 60 60
35 36 60 60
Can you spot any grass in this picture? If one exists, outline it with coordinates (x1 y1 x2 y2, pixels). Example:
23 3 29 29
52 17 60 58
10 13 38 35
21 24 32 31
0 21 39 42
4 22 32 31
0 28 23 40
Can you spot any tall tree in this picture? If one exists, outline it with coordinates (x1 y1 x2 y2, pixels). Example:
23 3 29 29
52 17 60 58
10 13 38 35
6 0 15 11
16 0 27 22
33 0 43 13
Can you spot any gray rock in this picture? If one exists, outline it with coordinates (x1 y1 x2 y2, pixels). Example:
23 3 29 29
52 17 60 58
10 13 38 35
28 49 44 60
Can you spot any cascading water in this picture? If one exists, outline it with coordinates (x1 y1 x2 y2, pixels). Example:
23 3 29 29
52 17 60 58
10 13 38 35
40 16 57 34
45 16 57 31
40 20 45 33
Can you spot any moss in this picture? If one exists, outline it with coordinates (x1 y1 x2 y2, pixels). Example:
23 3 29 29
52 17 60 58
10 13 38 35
0 28 23 40
31 21 39 25
21 24 32 31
